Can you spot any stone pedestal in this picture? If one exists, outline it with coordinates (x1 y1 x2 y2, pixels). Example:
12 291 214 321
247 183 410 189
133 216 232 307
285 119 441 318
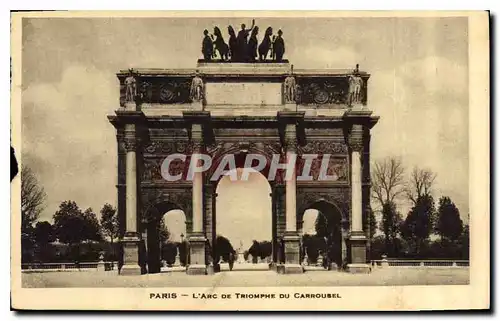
237 252 245 264
381 255 389 268
283 233 303 274
187 234 207 275
283 103 297 112
347 232 370 273
190 101 204 111
97 253 105 271
120 236 141 275
97 261 105 272
124 101 136 111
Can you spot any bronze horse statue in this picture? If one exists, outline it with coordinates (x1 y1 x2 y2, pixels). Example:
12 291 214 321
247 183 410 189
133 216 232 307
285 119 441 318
213 26 229 61
258 27 273 61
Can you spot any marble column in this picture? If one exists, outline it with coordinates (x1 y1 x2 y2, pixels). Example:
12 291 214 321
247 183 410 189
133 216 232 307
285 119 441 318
347 124 370 273
120 124 142 275
282 123 303 274
187 123 207 275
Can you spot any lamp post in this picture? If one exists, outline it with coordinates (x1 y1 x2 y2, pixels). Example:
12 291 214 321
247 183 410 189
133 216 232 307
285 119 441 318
180 233 185 267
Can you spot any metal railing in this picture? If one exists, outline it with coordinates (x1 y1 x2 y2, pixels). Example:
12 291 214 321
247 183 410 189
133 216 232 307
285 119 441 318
370 258 469 268
21 261 118 272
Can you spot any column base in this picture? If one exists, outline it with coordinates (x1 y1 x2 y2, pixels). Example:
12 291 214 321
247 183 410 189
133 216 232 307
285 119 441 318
120 264 142 275
120 235 141 276
348 231 368 264
187 233 207 275
284 264 304 274
283 232 301 264
347 263 371 274
276 264 285 274
186 264 207 275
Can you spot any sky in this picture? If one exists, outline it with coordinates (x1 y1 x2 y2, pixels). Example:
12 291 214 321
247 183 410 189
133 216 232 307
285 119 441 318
20 16 469 245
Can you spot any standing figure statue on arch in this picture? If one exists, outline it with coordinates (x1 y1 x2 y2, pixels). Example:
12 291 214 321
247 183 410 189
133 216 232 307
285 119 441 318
348 64 364 106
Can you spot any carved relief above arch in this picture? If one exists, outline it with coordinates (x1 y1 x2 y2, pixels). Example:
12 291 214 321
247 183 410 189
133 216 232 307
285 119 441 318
206 140 282 159
140 188 192 225
142 140 191 155
298 140 348 155
296 188 350 222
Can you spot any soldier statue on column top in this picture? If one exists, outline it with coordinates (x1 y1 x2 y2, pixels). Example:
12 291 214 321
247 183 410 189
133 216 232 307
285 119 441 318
348 64 364 106
284 66 297 103
124 68 137 102
190 71 204 102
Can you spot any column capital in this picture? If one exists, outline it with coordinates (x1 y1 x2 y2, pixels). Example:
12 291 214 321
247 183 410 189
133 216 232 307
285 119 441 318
123 136 138 152
284 138 298 153
283 121 298 153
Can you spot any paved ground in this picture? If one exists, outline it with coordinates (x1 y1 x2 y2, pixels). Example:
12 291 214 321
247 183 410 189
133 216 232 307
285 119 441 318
22 267 469 288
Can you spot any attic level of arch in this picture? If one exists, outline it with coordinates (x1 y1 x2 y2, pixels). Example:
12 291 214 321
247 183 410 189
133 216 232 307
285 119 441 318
117 65 369 108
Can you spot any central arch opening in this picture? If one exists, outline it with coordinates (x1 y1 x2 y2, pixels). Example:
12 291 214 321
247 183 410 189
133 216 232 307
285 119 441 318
215 167 272 271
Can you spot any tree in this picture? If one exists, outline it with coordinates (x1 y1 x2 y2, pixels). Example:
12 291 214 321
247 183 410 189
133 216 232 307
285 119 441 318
371 157 406 208
401 194 436 255
158 218 170 245
34 221 55 244
34 221 55 262
53 201 102 261
82 208 102 242
100 204 119 244
178 240 188 266
161 242 178 266
214 235 235 263
248 240 261 263
406 167 436 205
314 212 330 238
21 165 46 231
435 197 463 241
367 207 377 239
381 201 403 256
458 225 469 260
258 241 272 259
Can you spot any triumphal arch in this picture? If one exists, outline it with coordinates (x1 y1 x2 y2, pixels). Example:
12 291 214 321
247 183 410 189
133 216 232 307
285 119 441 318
108 54 378 275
